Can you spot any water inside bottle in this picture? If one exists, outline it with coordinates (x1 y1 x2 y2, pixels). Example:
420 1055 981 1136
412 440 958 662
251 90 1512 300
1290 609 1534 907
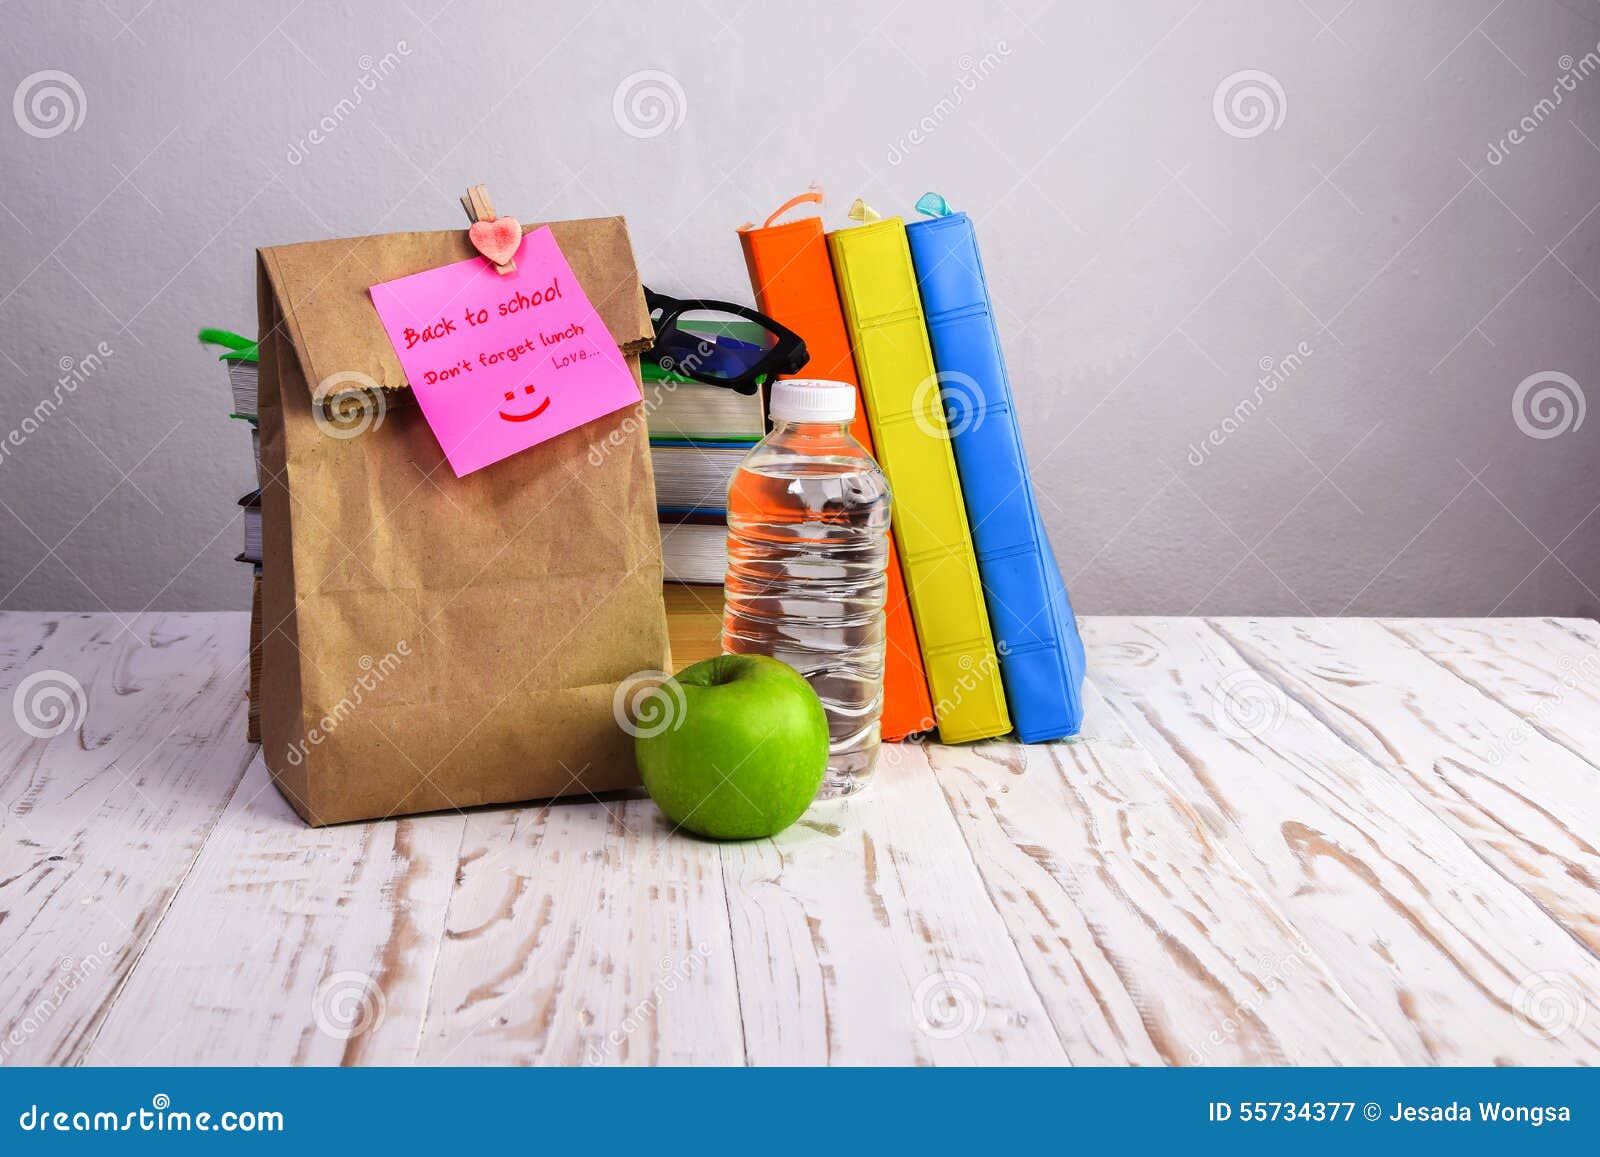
722 423 890 798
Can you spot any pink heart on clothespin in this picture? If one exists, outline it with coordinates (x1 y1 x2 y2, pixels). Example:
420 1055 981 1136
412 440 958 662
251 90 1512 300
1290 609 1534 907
469 217 523 267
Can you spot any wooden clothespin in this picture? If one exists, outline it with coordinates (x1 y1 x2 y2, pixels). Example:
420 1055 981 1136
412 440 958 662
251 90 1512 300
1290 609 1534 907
461 183 520 276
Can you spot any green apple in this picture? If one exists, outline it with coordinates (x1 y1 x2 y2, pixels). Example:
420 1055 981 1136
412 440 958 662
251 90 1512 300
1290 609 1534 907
634 654 829 840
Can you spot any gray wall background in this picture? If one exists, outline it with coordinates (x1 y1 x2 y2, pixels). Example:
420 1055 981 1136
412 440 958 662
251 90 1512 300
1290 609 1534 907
2 0 1597 616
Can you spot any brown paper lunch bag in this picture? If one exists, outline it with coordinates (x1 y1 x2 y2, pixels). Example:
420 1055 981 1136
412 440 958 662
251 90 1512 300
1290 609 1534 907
254 217 669 825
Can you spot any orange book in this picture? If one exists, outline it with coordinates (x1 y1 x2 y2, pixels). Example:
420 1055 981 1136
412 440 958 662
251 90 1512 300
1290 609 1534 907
739 192 935 740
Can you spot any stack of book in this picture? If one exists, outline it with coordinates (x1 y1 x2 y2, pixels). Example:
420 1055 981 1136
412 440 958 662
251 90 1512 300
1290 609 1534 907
739 193 1087 743
200 328 265 743
642 360 764 670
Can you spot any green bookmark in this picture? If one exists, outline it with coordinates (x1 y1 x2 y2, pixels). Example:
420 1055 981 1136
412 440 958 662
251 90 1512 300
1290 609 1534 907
198 327 260 363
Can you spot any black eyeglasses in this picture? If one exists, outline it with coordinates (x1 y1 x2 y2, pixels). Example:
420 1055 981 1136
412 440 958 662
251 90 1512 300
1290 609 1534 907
643 287 808 396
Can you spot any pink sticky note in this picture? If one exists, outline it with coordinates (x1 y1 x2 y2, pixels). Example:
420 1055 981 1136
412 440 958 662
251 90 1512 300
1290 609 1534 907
368 226 642 476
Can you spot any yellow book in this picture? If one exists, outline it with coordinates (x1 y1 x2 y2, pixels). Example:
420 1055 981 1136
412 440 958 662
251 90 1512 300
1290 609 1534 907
827 216 1010 742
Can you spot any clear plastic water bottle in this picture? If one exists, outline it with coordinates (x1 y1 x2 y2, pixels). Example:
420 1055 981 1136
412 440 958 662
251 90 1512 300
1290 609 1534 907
722 379 891 798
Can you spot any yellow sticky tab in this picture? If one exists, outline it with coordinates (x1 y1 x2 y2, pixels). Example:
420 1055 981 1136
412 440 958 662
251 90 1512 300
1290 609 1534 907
847 198 882 224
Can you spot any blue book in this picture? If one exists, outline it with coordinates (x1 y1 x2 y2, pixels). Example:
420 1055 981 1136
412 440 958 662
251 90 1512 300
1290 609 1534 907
905 202 1085 741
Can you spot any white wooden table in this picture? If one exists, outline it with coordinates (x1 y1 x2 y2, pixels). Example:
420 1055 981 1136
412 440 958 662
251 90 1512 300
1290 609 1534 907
2 612 1597 1066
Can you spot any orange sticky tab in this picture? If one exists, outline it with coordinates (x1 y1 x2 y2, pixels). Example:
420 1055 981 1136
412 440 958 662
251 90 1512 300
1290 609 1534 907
763 188 824 229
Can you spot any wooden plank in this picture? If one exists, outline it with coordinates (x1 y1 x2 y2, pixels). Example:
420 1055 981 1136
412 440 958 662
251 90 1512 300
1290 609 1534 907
417 796 744 1065
86 755 464 1065
1380 617 1600 774
721 741 1067 1065
1085 617 1600 1064
0 612 253 1065
14 611 1595 1067
930 680 1401 1064
1215 617 1600 960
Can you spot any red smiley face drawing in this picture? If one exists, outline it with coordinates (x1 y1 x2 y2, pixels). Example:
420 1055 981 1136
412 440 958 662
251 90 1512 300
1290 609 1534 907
499 383 551 423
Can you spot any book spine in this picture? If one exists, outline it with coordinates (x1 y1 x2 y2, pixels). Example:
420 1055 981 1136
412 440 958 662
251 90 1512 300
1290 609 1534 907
907 213 1084 740
826 218 1010 743
740 217 934 741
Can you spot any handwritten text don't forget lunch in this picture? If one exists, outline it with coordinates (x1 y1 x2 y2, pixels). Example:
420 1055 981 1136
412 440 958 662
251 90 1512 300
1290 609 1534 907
399 278 598 385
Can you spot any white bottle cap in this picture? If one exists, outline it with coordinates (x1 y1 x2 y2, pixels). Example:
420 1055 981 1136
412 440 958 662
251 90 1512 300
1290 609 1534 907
768 378 857 422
